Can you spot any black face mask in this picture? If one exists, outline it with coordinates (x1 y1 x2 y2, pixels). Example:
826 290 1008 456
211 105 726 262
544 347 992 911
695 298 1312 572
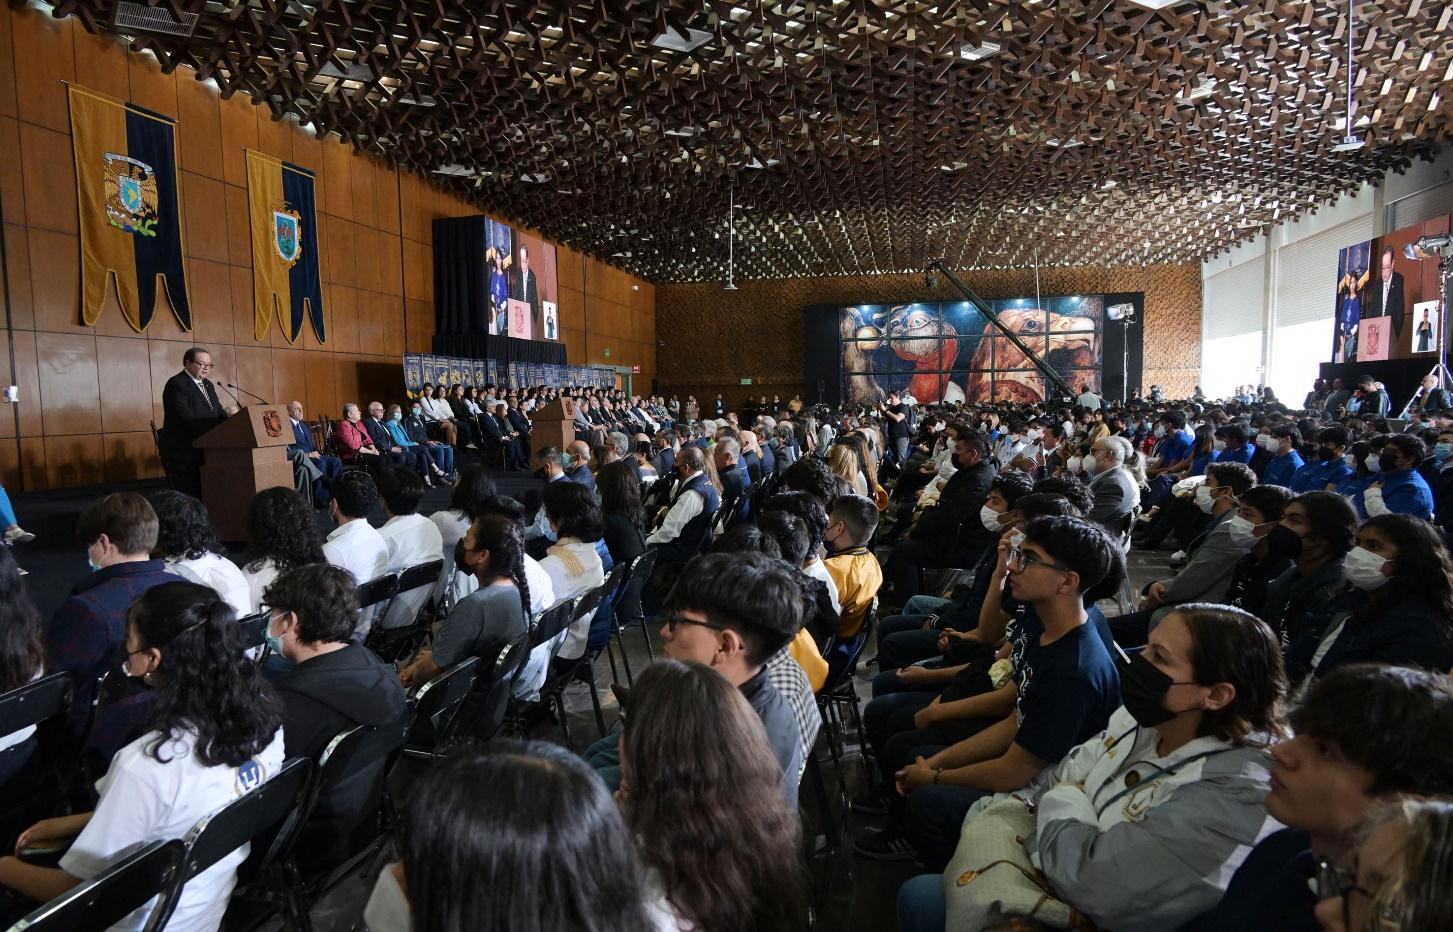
1378 452 1401 473
453 540 473 575
1120 654 1180 728
1317 447 1336 462
1264 524 1304 561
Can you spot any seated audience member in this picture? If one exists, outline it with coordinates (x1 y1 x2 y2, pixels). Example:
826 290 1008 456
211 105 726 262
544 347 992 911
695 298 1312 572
1354 433 1434 520
563 440 597 490
884 431 997 605
150 489 252 617
1085 435 1143 536
240 486 326 611
1183 664 1453 932
584 552 804 802
1111 461 1256 648
1313 798 1453 932
1288 426 1353 493
829 444 869 497
1333 439 1380 498
334 402 383 470
904 604 1288 932
1259 424 1306 487
399 513 531 695
0 583 284 930
264 564 408 870
536 481 607 665
373 468 445 632
823 494 884 650
765 489 841 614
646 446 720 566
1260 491 1358 649
362 402 409 470
618 660 807 932
444 385 480 450
384 404 443 487
428 465 496 600
0 547 45 788
401 399 455 480
1219 484 1295 618
44 493 172 745
1283 513 1453 688
361 742 655 932
856 516 1122 870
598 459 649 632
415 384 459 447
322 471 389 598
713 435 749 518
286 400 342 503
757 509 837 682
1214 423 1254 466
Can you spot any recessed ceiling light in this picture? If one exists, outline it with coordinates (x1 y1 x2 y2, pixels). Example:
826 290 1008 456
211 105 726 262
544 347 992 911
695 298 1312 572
1045 137 1082 148
958 41 1001 61
396 93 436 107
1331 138 1366 153
651 26 713 53
664 126 698 137
744 157 779 169
1100 179 1118 189
1177 78 1216 101
940 161 968 172
432 164 477 177
1127 0 1181 8
519 171 551 182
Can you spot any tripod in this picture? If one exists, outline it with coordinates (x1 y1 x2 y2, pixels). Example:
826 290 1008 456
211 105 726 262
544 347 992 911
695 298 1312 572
1398 253 1453 420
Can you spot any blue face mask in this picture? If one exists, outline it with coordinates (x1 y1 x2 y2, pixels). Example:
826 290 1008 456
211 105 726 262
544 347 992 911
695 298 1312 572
391 413 402 422
543 524 558 543
1437 442 1453 462
265 617 286 656
412 407 422 417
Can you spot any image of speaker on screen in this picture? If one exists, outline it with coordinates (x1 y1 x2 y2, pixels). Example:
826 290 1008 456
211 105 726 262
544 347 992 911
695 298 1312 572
513 232 559 340
1365 244 1407 341
485 220 512 335
1332 240 1370 362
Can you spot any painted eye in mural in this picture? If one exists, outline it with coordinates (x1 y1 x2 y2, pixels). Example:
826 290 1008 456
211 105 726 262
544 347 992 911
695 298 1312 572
905 311 933 329
1021 318 1041 332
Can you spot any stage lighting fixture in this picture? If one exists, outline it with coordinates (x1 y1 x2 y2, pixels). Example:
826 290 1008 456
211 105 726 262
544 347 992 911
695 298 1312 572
1404 235 1453 260
926 271 941 289
1107 303 1135 321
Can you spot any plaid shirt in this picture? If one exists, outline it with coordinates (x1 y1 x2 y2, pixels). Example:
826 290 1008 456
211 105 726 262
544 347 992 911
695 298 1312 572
44 560 174 747
764 648 822 779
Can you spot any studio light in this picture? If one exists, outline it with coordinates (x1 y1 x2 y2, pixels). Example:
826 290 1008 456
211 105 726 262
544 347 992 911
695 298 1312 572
1404 235 1453 260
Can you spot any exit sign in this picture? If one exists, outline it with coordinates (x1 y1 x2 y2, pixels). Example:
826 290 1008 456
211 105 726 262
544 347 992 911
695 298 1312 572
740 377 753 385
631 365 640 374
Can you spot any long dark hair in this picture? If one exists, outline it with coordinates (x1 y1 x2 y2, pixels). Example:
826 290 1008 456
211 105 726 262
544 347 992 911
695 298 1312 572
1172 603 1289 745
620 660 806 932
1360 514 1453 621
472 514 530 618
401 741 652 932
596 460 646 530
0 547 43 693
242 487 324 573
150 490 223 561
449 464 498 520
129 582 282 767
1192 423 1215 457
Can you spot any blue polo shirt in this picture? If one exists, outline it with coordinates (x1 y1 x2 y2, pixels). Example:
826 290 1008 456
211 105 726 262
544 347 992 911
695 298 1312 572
1261 450 1305 488
1217 443 1254 466
1156 429 1194 467
1354 467 1435 520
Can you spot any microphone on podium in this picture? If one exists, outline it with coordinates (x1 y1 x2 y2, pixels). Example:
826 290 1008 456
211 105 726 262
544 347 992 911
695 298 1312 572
218 380 269 406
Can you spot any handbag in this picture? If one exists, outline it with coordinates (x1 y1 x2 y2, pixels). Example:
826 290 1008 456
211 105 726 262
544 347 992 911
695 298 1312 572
943 795 1095 932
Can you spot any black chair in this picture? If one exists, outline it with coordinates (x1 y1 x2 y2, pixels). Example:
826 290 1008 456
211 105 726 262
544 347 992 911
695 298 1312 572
0 673 74 850
148 758 314 932
3 838 184 932
816 598 877 787
367 559 446 663
466 636 532 741
535 588 612 746
0 673 73 785
235 611 270 656
608 550 658 684
356 573 400 612
150 421 178 491
75 669 153 805
403 657 480 759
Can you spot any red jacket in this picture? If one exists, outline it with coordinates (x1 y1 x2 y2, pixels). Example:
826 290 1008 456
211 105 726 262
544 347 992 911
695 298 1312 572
335 418 373 460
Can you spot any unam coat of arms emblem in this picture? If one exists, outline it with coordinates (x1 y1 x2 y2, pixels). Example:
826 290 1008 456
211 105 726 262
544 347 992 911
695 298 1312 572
272 202 303 269
102 152 159 237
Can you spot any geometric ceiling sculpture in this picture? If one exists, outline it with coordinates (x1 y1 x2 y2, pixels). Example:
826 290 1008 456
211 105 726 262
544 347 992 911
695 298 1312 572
37 0 1453 282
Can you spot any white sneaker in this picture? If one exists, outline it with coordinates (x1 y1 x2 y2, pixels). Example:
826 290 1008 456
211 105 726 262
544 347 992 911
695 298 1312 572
3 526 34 544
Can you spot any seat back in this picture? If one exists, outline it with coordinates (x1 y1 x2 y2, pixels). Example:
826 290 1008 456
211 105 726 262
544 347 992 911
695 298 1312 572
528 597 578 649
4 839 184 932
572 582 610 625
356 573 400 609
818 597 878 695
235 611 269 653
405 657 479 749
0 672 73 745
396 559 445 599
462 635 530 741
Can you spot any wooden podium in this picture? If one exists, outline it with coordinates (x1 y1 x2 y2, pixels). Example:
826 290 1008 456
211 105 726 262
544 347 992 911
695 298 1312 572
194 405 294 540
530 398 578 463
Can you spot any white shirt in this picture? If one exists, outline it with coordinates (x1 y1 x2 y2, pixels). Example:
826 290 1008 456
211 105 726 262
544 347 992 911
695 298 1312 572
421 397 453 422
166 553 253 618
542 539 606 660
323 519 390 587
241 559 281 614
62 728 286 932
646 471 705 546
378 514 445 629
802 558 842 615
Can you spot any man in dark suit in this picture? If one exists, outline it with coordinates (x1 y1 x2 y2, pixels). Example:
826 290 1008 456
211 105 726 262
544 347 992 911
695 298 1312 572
363 402 407 467
160 346 229 496
1364 245 1407 339
287 401 342 504
511 243 541 332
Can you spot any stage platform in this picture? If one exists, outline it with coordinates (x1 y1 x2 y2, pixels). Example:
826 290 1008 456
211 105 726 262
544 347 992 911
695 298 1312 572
1319 356 1445 413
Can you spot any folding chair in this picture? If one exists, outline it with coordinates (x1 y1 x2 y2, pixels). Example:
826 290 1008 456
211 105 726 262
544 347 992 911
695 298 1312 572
816 599 877 787
2 839 184 932
149 421 177 491
0 673 74 850
355 573 400 612
466 635 532 741
367 559 446 663
500 598 577 736
402 657 480 759
608 550 658 685
536 587 613 746
148 758 314 932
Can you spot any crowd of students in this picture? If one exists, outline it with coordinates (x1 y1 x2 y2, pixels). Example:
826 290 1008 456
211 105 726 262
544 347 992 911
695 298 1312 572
2 377 1453 930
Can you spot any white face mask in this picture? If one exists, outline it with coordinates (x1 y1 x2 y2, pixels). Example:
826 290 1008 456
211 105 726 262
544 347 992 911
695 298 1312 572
1225 515 1258 548
1344 545 1392 590
1364 453 1382 472
1153 426 1165 438
1065 455 1082 474
1084 454 1102 478
1025 429 1042 442
980 504 1005 532
1194 484 1218 514
1213 440 1226 452
363 864 413 932
1344 453 1358 470
1007 528 1027 550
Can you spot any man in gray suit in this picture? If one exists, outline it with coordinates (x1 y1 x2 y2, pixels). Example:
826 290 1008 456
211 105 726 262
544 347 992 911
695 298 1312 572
1108 462 1257 648
1086 435 1142 537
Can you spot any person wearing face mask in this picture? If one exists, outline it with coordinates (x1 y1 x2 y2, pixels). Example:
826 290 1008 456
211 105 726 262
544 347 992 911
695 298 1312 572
822 495 884 680
1331 438 1379 498
43 493 173 749
909 605 1287 932
264 565 407 871
321 472 390 639
1146 411 1195 482
1113 463 1256 648
2 583 285 932
646 446 720 569
1259 492 1358 658
1282 514 1453 690
1288 427 1352 493
1085 436 1144 536
1212 423 1254 466
1218 484 1295 618
1353 434 1433 521
401 402 456 482
1257 425 1306 487
383 403 441 487
562 439 597 491
1426 428 1453 534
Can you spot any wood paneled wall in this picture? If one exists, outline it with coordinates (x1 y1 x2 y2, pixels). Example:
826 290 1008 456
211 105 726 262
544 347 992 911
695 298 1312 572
0 5 654 491
656 263 1202 412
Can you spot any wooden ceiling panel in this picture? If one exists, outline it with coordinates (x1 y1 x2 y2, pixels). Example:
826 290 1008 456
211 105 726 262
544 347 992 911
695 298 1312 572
30 0 1452 281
